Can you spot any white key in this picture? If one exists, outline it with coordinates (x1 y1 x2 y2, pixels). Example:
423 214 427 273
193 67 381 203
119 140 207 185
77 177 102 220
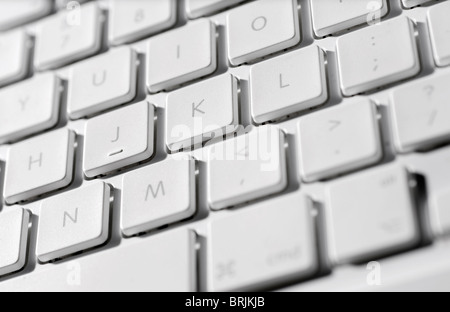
390 72 450 153
146 19 217 93
3 129 75 204
83 101 154 178
298 100 382 183
206 192 317 292
402 0 432 8
67 47 138 120
249 45 327 124
0 29 31 87
325 164 419 264
431 188 450 237
109 0 176 45
34 2 103 71
336 16 420 96
121 157 196 237
207 126 287 210
226 0 301 66
0 0 52 30
310 0 388 37
55 0 91 10
186 0 245 19
1 229 196 291
166 73 239 152
0 207 30 277
0 73 60 145
36 182 110 262
428 2 450 67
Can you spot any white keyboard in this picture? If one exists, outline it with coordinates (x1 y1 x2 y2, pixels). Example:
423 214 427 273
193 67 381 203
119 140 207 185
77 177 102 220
1 0 450 292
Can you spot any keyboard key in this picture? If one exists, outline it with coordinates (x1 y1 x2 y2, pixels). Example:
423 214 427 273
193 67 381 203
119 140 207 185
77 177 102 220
390 72 450 153
67 46 138 120
226 0 301 66
207 126 287 210
146 19 217 93
3 129 75 204
34 2 103 71
0 207 30 277
36 182 110 262
83 101 154 178
402 0 432 8
109 0 176 45
206 192 317 291
249 45 327 124
0 73 60 145
325 164 419 264
166 73 239 152
298 100 382 182
0 0 52 30
55 0 91 10
428 2 450 67
336 16 420 96
2 229 196 291
431 187 450 237
310 0 388 37
121 157 196 237
186 0 245 19
0 29 31 87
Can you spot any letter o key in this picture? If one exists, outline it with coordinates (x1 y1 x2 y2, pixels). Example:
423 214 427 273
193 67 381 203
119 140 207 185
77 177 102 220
252 16 267 31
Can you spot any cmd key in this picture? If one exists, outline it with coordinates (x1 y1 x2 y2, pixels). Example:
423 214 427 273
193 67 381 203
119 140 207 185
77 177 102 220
205 192 317 291
336 16 420 96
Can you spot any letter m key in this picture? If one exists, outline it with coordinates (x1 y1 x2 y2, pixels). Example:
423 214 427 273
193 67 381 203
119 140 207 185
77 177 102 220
145 181 165 201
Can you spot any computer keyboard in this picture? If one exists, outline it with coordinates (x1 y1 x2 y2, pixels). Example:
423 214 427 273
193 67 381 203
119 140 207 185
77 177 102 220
1 0 450 292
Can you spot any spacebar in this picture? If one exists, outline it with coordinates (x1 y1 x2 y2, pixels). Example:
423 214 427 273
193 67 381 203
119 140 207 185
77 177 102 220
0 229 196 292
